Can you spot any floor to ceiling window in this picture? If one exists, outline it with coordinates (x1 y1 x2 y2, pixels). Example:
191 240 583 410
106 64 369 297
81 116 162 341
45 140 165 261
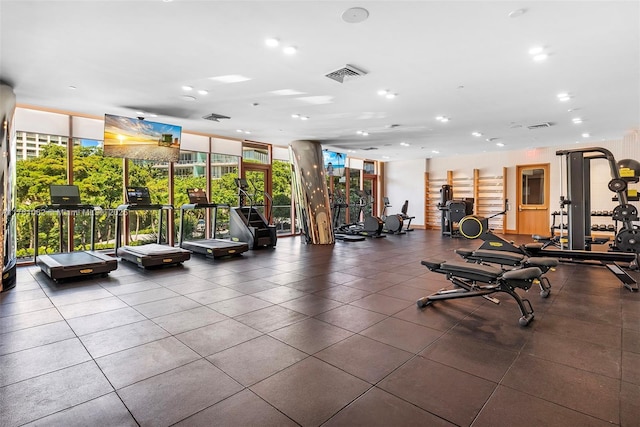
15 132 68 260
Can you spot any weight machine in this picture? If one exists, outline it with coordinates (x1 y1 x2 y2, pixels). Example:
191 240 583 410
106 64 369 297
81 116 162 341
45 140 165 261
437 184 474 237
539 147 639 291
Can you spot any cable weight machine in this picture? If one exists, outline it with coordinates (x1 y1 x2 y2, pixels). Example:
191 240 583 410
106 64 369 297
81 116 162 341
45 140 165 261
543 147 639 291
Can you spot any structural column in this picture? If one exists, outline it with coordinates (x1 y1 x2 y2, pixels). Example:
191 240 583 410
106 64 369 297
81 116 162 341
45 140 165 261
290 140 334 244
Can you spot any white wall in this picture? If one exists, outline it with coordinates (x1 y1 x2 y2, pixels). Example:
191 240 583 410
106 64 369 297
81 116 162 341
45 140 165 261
386 132 639 231
384 159 427 225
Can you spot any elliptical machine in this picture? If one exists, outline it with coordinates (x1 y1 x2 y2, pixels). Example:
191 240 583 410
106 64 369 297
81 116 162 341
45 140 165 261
353 190 385 238
333 189 384 238
380 197 405 234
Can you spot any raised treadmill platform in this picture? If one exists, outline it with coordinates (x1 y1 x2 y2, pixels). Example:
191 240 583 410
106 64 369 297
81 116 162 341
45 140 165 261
37 251 118 282
181 239 249 258
117 243 191 268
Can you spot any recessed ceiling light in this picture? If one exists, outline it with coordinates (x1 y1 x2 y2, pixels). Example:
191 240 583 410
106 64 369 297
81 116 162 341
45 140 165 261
385 93 397 99
271 89 305 96
197 90 208 95
181 95 196 101
300 116 309 121
148 114 157 118
181 85 193 91
265 38 279 47
472 132 483 137
508 8 527 18
528 46 544 55
533 53 548 61
244 131 251 134
236 129 243 133
361 132 369 136
136 111 145 115
283 46 297 55
400 142 410 147
572 118 583 124
582 133 590 138
291 114 300 119
68 85 77 90
209 75 252 83
378 89 388 96
432 150 440 154
440 117 449 122
382 156 390 159
356 130 363 134
496 142 505 147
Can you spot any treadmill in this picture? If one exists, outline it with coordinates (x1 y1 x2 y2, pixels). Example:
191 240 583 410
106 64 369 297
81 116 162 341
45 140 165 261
35 185 118 281
179 188 249 258
115 187 191 268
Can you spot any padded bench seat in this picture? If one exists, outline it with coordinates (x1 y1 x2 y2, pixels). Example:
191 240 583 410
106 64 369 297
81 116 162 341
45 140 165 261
418 258 545 326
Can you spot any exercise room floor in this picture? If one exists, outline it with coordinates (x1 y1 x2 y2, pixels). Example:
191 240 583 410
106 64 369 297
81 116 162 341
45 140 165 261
1 230 638 427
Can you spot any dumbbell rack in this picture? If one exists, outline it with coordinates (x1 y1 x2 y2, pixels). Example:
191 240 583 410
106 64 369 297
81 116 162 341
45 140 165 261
551 211 615 250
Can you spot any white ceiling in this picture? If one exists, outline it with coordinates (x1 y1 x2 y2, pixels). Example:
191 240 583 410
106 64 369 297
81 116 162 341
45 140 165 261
1 0 638 161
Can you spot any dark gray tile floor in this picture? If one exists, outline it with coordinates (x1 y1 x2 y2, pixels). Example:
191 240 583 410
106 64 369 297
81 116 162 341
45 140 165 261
1 230 639 426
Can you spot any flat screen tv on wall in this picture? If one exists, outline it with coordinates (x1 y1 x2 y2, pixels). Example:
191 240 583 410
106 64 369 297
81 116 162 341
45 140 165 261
103 114 181 162
322 150 346 177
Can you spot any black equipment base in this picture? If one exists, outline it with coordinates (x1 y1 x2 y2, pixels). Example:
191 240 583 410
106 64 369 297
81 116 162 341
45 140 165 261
335 233 366 242
117 244 191 268
37 251 117 281
181 239 249 258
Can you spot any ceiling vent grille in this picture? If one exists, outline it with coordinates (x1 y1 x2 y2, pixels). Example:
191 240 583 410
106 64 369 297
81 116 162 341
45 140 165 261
361 147 378 151
527 122 553 130
203 113 231 122
325 64 367 83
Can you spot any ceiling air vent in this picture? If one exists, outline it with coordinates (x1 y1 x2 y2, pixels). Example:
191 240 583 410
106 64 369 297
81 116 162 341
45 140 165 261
527 122 553 130
203 113 231 122
361 147 378 151
325 64 367 83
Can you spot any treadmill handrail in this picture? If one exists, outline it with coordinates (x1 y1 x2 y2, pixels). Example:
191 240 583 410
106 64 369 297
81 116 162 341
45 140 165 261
33 204 102 258
179 202 226 244
180 202 230 210
116 203 174 211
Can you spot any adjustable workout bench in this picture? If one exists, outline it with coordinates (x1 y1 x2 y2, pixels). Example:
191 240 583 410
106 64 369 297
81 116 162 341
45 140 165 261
417 260 543 326
454 248 556 298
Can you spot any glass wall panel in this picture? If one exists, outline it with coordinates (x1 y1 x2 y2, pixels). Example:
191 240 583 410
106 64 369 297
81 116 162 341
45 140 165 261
242 143 269 164
72 138 122 250
328 175 348 229
211 155 239 238
349 168 362 223
15 132 68 260
125 159 170 246
272 159 293 235
174 150 208 241
364 161 375 174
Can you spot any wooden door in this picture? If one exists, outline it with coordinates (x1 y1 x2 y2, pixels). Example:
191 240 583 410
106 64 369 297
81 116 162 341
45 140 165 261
516 163 550 236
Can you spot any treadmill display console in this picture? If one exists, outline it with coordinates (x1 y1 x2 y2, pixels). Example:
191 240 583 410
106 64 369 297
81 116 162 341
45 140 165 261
126 187 152 205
